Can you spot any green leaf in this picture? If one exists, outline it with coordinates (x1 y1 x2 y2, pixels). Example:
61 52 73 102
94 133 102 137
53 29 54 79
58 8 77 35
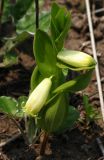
37 94 67 133
57 106 79 133
2 0 44 23
16 11 51 34
57 50 96 70
51 3 60 40
53 70 93 93
2 0 34 23
51 3 71 51
11 0 34 22
51 3 60 19
30 66 44 92
0 96 23 117
45 94 66 133
39 12 51 32
0 96 26 117
51 18 60 41
55 7 68 33
0 96 17 115
51 3 66 39
55 14 71 51
34 29 57 77
51 8 66 40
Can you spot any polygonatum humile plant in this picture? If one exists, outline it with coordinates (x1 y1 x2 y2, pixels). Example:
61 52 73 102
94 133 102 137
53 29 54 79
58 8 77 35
29 2 96 133
0 2 96 156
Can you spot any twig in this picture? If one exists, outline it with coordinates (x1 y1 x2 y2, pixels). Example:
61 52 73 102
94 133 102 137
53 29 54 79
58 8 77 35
96 137 104 156
35 0 39 29
0 133 21 148
30 130 43 145
80 41 91 50
93 8 104 14
95 77 104 85
80 41 101 57
40 132 49 156
85 0 104 121
88 51 101 57
98 157 104 160
89 90 104 99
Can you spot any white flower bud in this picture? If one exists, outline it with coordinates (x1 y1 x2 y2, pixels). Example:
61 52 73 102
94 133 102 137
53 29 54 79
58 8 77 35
24 77 52 116
57 50 96 69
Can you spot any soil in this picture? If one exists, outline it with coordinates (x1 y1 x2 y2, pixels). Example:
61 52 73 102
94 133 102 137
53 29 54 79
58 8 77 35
0 0 104 160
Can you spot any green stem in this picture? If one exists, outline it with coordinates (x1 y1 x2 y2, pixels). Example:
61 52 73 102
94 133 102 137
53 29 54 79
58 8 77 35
10 117 29 145
40 132 49 156
35 0 39 29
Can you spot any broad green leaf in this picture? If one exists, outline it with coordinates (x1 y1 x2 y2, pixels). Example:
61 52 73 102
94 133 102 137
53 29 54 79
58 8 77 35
57 50 96 70
16 11 51 34
34 29 57 77
51 3 60 19
2 0 34 23
51 3 71 51
0 96 25 117
0 96 23 117
39 12 50 32
51 68 65 91
51 3 65 40
55 8 67 33
55 14 71 51
10 0 34 22
39 11 51 32
2 0 44 23
30 66 44 92
37 94 67 133
51 18 60 41
57 106 79 133
0 96 17 115
51 8 66 40
51 3 60 40
53 70 93 94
